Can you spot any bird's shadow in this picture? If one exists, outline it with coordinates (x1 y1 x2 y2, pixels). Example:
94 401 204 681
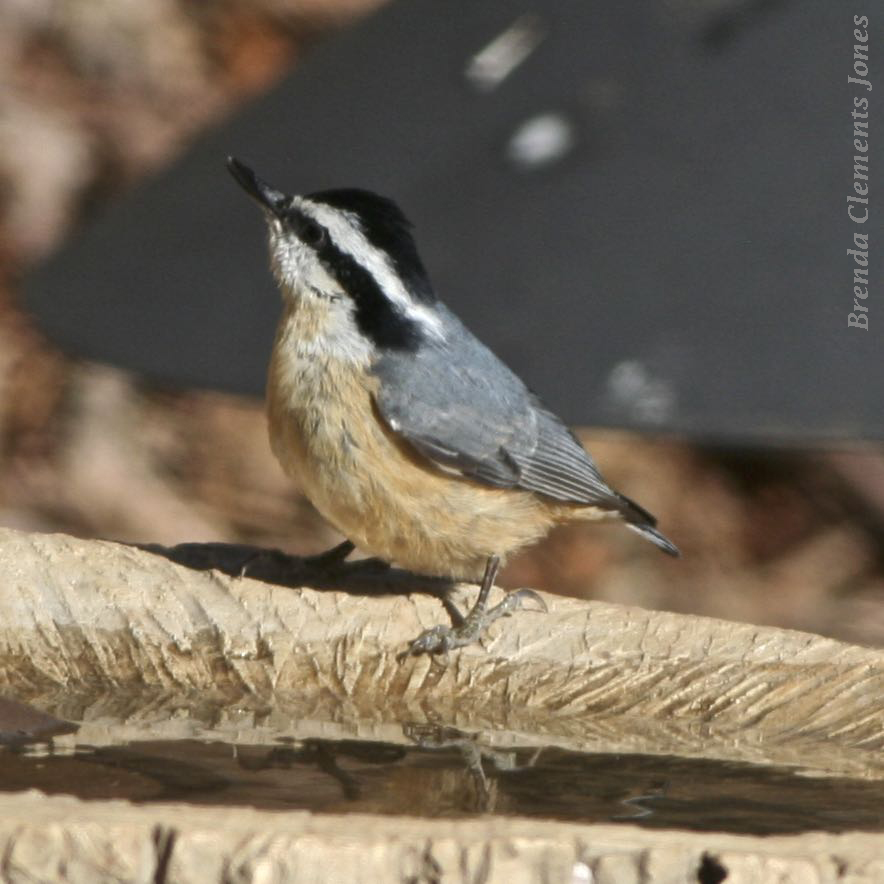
138 541 467 626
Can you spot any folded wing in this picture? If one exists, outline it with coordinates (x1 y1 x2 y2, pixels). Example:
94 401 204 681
372 305 623 510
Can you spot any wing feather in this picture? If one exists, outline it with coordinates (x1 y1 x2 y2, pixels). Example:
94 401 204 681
372 305 624 511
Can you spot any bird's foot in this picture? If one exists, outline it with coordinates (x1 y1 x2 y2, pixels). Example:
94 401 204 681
401 589 546 657
399 556 546 661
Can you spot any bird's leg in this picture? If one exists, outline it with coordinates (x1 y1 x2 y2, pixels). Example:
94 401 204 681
304 539 395 578
450 554 501 644
301 539 356 568
239 539 356 579
400 555 546 659
303 539 395 579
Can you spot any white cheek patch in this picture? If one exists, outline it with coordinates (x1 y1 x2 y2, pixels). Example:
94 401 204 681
268 219 373 367
296 198 446 342
268 219 343 300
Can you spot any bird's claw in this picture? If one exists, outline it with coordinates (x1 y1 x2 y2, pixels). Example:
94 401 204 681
488 587 547 620
397 624 459 663
399 586 547 661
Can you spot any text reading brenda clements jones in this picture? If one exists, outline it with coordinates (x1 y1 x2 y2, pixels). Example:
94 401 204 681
848 14 872 330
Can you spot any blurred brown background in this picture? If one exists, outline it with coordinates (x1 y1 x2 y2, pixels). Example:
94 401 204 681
1 0 883 646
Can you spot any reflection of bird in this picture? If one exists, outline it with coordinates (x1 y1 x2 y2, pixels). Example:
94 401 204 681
227 157 678 655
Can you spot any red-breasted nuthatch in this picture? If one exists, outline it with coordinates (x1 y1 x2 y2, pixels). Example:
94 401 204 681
227 157 678 656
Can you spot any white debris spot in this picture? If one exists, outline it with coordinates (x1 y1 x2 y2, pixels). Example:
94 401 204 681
465 14 546 92
506 112 576 170
607 360 676 424
571 861 594 884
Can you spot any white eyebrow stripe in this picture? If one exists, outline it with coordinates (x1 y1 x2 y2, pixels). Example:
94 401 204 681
295 197 445 340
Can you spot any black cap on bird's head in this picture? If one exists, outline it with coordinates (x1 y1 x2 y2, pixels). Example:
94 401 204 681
307 186 435 306
227 157 431 299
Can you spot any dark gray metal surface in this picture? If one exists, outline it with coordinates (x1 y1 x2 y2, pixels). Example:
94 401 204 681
23 0 883 442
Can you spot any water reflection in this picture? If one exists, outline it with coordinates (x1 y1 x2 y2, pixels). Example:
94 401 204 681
2 720 883 835
0 696 77 747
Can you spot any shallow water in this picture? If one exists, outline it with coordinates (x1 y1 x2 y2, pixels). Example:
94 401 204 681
4 723 883 835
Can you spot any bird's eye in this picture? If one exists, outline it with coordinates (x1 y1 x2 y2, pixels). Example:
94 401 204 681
300 219 326 248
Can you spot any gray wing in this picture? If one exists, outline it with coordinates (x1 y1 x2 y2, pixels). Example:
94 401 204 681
372 304 622 510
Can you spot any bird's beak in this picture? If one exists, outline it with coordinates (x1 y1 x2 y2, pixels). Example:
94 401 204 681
226 157 288 216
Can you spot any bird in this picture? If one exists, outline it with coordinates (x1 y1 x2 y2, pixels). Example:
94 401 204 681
226 157 678 656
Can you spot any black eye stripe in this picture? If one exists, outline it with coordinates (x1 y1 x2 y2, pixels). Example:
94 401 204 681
284 209 327 248
300 218 326 247
307 223 422 351
307 188 436 305
283 204 423 351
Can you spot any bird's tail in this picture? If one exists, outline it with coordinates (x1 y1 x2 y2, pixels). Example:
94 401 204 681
616 493 680 557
